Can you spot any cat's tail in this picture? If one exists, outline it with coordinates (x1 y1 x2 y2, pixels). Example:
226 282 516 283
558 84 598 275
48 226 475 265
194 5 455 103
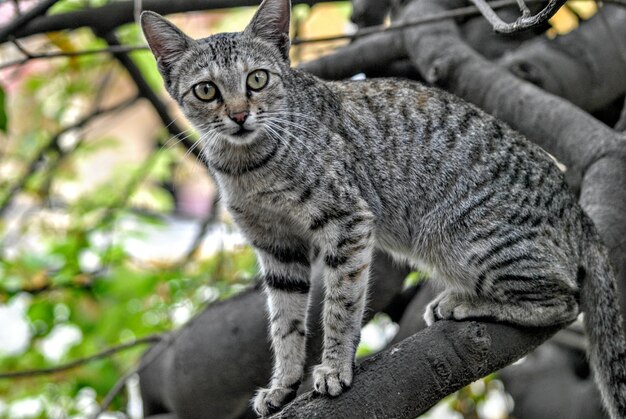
581 236 626 419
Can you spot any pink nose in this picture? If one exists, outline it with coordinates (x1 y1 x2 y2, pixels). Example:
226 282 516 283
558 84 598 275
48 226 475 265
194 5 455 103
229 111 249 125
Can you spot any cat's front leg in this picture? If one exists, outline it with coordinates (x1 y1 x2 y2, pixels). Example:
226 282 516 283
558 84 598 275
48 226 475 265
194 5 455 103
252 249 311 416
313 212 374 397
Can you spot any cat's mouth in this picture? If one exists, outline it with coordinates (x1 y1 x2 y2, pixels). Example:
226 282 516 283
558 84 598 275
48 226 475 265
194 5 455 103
230 127 254 138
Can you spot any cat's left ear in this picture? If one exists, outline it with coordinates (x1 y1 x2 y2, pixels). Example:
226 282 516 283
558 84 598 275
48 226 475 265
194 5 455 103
244 0 291 61
141 11 193 72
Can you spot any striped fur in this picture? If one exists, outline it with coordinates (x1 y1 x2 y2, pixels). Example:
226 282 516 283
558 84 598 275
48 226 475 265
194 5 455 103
142 1 626 417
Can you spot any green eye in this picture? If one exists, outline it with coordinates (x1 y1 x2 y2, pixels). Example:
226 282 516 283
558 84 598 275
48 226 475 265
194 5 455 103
193 82 218 101
247 70 269 91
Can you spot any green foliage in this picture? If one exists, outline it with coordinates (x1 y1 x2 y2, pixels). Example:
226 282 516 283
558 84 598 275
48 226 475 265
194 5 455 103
0 223 258 414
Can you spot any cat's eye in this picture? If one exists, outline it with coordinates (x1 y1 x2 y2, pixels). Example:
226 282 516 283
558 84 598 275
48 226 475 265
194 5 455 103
193 82 218 101
247 70 269 91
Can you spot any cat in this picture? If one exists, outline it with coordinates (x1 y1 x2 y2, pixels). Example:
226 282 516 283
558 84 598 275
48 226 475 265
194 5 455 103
141 0 626 417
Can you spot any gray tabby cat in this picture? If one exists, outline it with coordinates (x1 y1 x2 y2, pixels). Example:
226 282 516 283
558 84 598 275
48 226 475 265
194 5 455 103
141 1 626 417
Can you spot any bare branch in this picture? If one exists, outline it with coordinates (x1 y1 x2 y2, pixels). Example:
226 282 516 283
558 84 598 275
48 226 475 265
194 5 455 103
0 0 59 41
0 43 149 71
4 0 326 43
0 334 163 379
95 333 176 418
0 95 139 216
469 0 567 33
180 197 221 266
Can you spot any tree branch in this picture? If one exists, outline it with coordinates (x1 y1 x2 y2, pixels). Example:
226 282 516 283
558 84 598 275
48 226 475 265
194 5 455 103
100 31 204 163
273 321 559 418
299 0 553 79
0 0 59 41
468 0 567 33
139 252 411 418
4 0 325 43
403 0 626 188
0 334 163 379
498 3 626 112
0 95 139 216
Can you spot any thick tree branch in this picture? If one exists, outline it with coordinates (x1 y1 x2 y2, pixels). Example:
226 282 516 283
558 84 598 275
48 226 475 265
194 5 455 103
273 321 559 418
403 0 626 188
499 4 626 112
0 0 59 41
299 0 551 79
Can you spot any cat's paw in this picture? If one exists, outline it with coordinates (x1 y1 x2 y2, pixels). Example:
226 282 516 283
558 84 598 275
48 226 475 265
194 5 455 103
424 293 459 326
451 302 481 320
312 363 353 397
424 300 439 326
252 386 297 417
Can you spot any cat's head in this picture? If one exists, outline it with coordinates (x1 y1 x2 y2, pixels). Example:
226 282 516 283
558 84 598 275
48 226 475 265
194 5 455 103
141 0 291 145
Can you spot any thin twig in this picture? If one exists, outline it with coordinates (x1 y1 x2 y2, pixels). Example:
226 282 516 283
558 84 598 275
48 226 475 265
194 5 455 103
93 333 175 417
469 0 568 33
0 95 139 216
0 44 148 70
0 334 163 379
516 0 532 16
180 195 221 266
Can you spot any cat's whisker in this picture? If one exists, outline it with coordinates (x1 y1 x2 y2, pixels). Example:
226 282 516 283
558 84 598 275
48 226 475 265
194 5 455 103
260 115 320 139
262 120 317 156
187 130 218 175
262 123 289 151
263 117 321 140
163 129 197 151
160 120 218 151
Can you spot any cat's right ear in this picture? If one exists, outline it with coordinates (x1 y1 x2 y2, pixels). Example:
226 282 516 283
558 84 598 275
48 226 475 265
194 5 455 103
141 11 193 72
244 0 291 60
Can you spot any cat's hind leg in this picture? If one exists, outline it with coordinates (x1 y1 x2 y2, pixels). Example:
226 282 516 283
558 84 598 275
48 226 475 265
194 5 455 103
425 274 579 328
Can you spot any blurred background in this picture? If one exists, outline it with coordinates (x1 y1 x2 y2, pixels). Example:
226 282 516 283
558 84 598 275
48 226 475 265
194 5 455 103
0 0 610 418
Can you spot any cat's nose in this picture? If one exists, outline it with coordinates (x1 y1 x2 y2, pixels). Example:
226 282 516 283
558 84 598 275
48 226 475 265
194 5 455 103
229 111 249 125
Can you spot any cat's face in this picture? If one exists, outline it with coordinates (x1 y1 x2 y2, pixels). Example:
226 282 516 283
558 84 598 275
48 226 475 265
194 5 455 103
141 0 291 146
167 33 289 146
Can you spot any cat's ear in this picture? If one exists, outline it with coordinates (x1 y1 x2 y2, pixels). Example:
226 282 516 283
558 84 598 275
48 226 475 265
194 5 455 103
244 0 291 60
141 11 193 71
